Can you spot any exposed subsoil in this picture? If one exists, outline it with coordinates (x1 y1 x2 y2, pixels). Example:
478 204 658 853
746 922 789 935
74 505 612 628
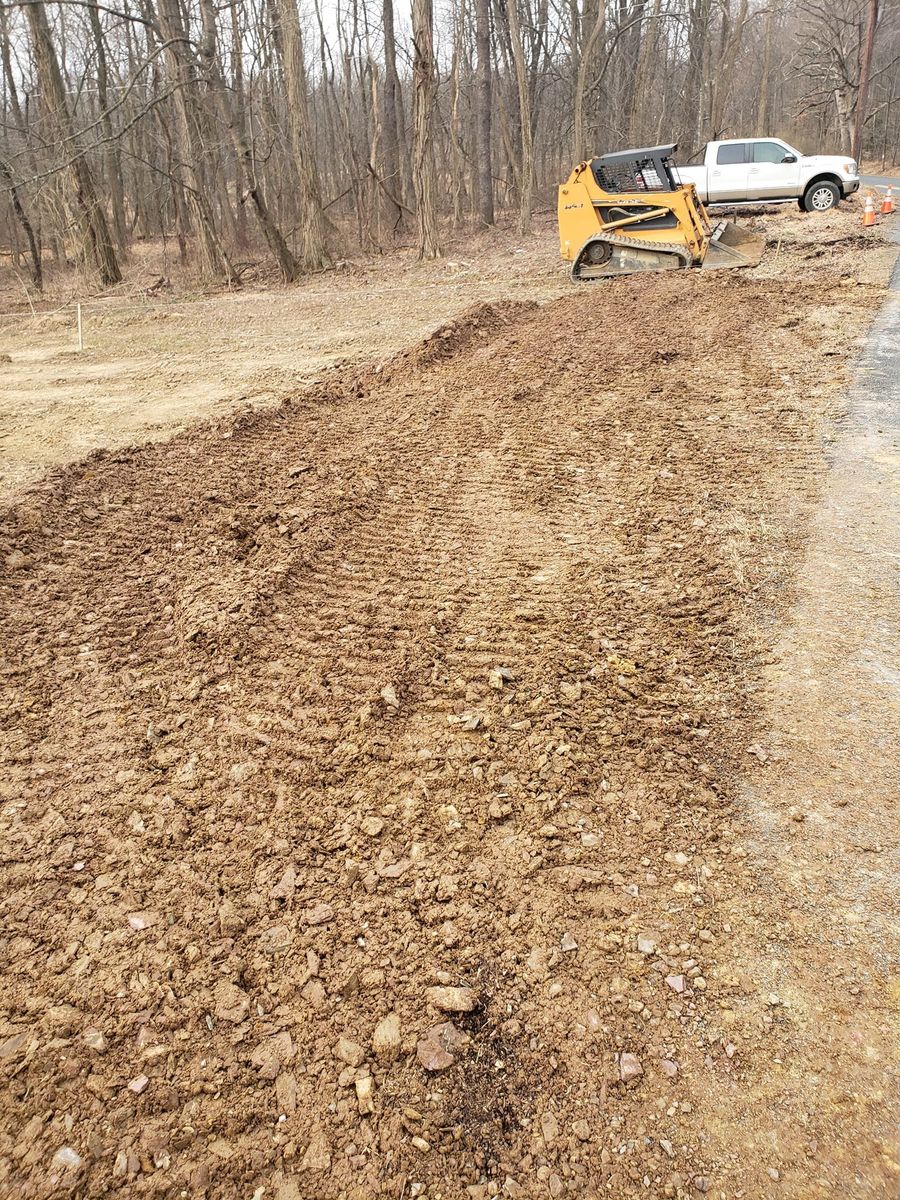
0 212 897 1200
0 202 891 501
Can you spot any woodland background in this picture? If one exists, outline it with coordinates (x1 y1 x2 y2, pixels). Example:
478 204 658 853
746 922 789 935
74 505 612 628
1 0 898 290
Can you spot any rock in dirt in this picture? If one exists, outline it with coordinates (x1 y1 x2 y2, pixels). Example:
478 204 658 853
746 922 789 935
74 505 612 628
355 1074 375 1114
0 1031 28 1062
416 1022 470 1071
335 1036 365 1067
251 1031 294 1079
372 1013 402 1062
665 974 686 994
300 1128 332 1172
213 980 250 1024
619 1053 643 1084
304 902 335 926
275 1072 298 1115
270 864 297 900
425 985 478 1013
82 1027 107 1053
51 1147 82 1172
127 911 158 931
525 947 551 982
540 1110 560 1147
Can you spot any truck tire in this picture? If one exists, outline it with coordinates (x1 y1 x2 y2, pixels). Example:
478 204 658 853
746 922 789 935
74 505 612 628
802 181 840 213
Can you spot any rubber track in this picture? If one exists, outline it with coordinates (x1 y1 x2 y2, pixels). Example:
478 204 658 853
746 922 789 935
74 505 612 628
571 231 694 281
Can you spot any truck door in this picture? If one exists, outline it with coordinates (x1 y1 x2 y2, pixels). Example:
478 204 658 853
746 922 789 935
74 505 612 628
710 143 750 200
748 140 801 198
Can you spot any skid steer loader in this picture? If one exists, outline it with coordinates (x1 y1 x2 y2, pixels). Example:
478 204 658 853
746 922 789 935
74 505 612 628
558 144 764 281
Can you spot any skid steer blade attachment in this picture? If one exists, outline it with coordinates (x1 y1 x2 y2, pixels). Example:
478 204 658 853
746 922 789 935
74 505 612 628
701 220 765 270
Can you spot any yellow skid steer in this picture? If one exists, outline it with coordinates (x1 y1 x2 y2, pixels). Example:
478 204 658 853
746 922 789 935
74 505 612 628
558 144 764 281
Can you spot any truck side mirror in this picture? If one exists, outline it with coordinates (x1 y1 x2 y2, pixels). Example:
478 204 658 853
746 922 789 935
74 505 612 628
782 154 797 163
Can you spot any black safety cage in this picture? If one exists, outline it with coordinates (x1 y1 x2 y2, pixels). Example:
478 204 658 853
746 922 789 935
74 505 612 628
591 144 680 194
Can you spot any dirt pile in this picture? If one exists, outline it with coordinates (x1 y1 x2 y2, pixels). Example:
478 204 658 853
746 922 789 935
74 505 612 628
0 262 890 1199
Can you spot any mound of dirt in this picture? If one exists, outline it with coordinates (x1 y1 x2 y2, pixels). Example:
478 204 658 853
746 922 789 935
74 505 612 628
375 299 538 378
0 262 889 1199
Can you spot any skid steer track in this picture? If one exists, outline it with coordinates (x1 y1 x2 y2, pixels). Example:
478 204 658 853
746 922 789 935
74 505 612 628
571 231 693 281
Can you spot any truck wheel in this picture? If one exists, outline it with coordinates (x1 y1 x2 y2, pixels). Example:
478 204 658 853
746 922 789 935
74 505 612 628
802 181 840 212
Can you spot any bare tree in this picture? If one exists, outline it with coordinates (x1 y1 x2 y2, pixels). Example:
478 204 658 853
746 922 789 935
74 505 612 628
411 0 440 258
505 0 535 233
197 0 299 281
474 0 495 224
22 0 121 285
156 0 236 281
3 0 900 295
273 0 332 270
381 0 406 231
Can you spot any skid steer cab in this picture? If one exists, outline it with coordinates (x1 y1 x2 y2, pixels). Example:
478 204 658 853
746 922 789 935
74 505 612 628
558 144 764 281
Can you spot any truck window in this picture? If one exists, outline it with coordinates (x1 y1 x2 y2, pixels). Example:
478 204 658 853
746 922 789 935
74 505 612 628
752 141 790 163
716 143 749 165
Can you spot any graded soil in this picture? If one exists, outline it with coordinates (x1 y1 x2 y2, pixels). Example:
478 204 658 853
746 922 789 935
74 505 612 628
1 209 897 1200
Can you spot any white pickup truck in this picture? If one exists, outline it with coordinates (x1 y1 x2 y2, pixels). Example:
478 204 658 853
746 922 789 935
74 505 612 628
675 138 860 212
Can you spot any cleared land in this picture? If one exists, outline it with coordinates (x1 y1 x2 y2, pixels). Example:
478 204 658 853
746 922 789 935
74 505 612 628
0 206 898 1200
0 207 891 500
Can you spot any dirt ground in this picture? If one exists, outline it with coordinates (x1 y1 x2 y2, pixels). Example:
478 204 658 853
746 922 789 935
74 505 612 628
0 226 569 499
0 203 891 501
0 204 898 1200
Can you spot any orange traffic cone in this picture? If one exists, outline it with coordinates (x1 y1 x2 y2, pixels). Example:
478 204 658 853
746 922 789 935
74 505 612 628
863 193 877 226
881 185 894 215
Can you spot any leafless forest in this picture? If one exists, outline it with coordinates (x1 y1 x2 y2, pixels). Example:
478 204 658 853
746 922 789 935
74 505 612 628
1 0 898 289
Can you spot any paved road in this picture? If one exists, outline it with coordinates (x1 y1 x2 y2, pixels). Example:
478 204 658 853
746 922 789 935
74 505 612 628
860 173 897 189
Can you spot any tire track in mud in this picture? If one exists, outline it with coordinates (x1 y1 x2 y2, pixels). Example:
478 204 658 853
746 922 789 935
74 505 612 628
0 273 890 1199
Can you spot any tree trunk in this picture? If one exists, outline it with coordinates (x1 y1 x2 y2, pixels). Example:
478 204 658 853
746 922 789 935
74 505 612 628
86 1 127 253
756 3 774 136
448 0 466 227
507 0 534 234
411 0 440 258
381 0 405 231
629 0 662 143
198 0 299 282
474 0 494 224
274 0 332 271
574 4 606 164
835 86 854 155
156 0 236 281
709 0 749 137
22 0 121 286
0 156 42 290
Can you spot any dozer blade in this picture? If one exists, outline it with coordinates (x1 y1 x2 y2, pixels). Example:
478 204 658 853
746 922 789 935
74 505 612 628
701 220 765 270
